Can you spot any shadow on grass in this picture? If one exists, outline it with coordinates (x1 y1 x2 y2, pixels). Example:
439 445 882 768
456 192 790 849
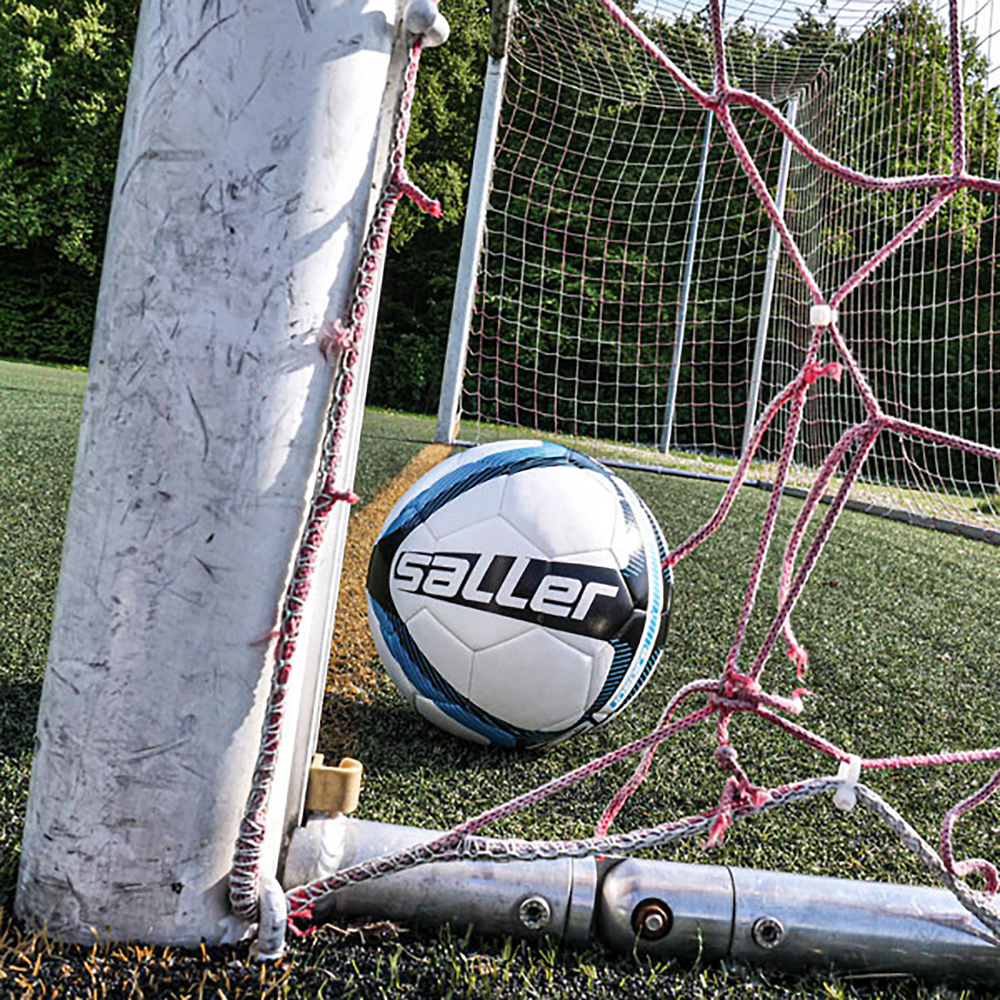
323 693 541 778
0 673 41 759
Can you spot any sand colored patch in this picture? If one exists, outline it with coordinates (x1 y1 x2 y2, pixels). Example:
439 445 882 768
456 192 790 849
318 444 450 752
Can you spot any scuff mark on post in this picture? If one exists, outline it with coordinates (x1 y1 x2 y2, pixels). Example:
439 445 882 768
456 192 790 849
253 164 279 193
120 149 205 194
252 282 278 333
144 46 172 99
194 556 218 581
185 384 211 460
293 0 315 32
174 13 239 74
232 76 268 124
171 518 200 539
126 738 190 764
199 182 220 215
49 668 81 696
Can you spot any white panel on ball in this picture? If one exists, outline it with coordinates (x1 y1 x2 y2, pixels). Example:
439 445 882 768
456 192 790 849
470 631 593 731
428 476 507 539
500 466 619 557
407 609 475 696
429 517 546 560
422 600 535 653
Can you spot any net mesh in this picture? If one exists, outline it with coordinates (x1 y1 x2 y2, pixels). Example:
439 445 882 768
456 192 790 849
256 0 1000 952
460 0 1000 537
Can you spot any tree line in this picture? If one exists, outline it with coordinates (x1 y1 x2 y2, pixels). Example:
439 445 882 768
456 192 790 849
0 0 489 413
1 0 997 491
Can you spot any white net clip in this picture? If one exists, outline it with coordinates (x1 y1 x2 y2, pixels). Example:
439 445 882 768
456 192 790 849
405 0 450 47
255 875 288 962
810 303 838 328
833 754 862 812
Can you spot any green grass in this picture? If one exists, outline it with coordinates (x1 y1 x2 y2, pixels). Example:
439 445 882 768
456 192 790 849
467 417 1000 533
2 359 999 998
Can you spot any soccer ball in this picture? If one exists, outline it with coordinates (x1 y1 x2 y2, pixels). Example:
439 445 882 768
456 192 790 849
366 440 672 748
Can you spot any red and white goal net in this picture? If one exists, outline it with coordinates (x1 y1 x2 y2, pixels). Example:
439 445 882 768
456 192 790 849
454 0 1000 539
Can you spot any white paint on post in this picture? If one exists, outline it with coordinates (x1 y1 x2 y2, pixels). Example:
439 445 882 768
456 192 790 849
16 0 402 946
435 48 509 444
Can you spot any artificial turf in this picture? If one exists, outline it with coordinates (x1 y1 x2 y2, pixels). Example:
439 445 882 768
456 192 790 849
1 358 998 998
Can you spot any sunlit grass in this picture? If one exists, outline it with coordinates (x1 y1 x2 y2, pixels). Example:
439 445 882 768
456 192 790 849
1 360 997 997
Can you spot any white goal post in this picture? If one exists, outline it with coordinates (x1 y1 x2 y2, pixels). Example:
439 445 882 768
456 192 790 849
15 0 409 946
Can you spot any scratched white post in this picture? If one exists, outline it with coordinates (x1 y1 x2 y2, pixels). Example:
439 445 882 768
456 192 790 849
16 0 402 946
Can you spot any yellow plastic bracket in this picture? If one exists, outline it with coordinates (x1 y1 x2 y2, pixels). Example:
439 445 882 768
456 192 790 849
305 754 363 815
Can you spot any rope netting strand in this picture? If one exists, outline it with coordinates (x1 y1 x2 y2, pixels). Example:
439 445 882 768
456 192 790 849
249 0 1000 947
228 36 442 924
584 0 1000 901
465 0 1000 535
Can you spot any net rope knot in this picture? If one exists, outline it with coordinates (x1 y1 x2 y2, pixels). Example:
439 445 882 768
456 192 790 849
710 671 806 717
801 360 843 387
714 670 761 708
707 771 772 847
318 318 356 361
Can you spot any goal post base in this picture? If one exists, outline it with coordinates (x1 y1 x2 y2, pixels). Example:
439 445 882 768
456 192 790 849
284 816 1000 984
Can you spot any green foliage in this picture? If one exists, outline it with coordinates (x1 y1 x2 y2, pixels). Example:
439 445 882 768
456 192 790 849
0 0 137 363
0 0 137 270
0 247 97 363
369 232 460 412
390 0 491 247
367 0 490 414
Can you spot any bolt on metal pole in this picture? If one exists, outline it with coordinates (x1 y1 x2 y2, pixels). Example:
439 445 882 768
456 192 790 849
740 94 799 459
660 111 714 454
435 0 516 445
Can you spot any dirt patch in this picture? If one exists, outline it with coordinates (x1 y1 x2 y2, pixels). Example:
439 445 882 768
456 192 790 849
318 444 450 754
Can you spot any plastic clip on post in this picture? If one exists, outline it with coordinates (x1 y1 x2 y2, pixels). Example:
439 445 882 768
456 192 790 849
810 304 838 328
834 755 862 811
405 0 450 46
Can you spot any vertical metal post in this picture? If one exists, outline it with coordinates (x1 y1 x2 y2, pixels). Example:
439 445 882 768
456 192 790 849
435 0 515 444
740 95 798 458
282 30 413 845
16 0 402 947
660 112 714 453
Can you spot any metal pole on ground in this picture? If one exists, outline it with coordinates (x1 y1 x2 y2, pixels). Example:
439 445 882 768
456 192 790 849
283 816 1000 985
16 0 404 947
434 0 515 445
741 95 799 459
